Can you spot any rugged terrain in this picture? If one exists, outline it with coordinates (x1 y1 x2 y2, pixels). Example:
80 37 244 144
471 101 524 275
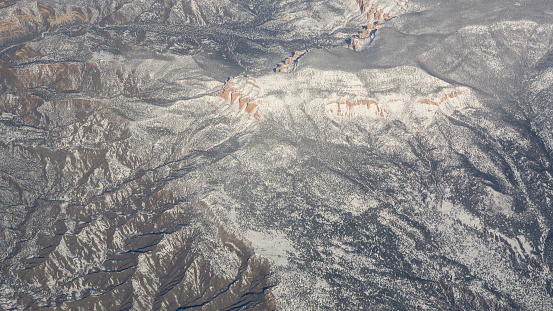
1 0 553 310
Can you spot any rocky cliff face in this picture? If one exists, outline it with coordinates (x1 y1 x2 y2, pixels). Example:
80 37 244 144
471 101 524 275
215 76 261 121
274 50 309 73
348 0 407 51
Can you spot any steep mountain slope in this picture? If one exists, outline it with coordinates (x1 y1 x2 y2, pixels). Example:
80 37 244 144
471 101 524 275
190 44 553 309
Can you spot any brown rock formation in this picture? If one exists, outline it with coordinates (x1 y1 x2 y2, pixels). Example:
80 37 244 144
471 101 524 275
0 94 44 125
417 90 463 106
215 77 261 120
160 1 174 22
418 98 439 106
7 61 102 93
326 98 387 118
0 3 93 44
6 44 41 61
349 1 405 51
348 38 364 51
274 50 309 73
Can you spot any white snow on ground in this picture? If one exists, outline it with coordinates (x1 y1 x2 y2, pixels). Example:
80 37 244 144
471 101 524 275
244 229 293 266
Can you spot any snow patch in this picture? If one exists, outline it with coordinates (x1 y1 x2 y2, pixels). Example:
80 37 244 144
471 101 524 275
244 230 293 266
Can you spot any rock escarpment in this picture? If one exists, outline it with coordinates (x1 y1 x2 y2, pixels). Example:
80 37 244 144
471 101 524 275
214 76 262 121
348 0 408 51
274 50 309 73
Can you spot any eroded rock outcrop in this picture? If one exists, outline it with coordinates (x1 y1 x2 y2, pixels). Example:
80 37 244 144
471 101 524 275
417 90 463 107
215 76 262 121
326 88 466 121
274 50 309 73
348 0 407 51
326 97 388 118
0 3 91 44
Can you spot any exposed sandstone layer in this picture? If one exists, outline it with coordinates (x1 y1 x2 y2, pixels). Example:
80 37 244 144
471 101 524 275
215 76 261 121
348 0 407 51
274 50 309 73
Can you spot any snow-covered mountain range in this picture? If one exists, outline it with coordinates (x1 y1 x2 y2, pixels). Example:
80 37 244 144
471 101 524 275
1 0 553 310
